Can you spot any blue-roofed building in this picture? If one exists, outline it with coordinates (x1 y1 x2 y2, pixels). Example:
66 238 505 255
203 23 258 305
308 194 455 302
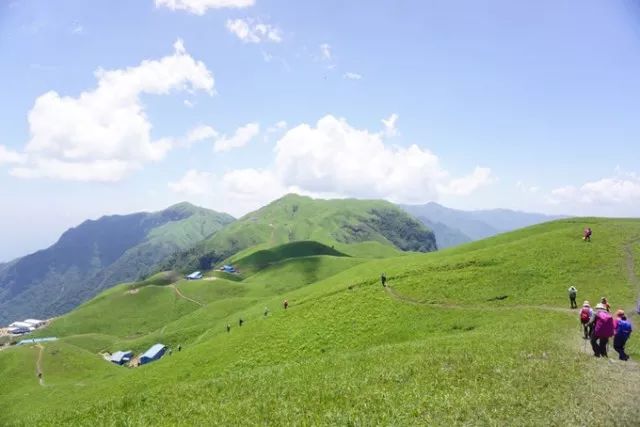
221 265 236 273
186 271 203 280
139 344 166 365
110 350 133 365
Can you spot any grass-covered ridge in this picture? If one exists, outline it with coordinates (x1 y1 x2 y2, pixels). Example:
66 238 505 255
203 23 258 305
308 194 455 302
165 194 437 272
2 218 640 426
0 203 234 324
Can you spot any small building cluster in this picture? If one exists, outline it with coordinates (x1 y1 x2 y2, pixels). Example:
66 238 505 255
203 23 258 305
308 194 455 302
8 319 46 335
106 343 167 367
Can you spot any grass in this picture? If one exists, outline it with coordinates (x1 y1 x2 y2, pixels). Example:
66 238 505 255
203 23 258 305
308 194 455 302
2 218 640 426
167 193 435 272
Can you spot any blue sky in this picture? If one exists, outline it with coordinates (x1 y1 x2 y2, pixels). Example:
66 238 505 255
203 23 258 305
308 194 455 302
1 0 640 261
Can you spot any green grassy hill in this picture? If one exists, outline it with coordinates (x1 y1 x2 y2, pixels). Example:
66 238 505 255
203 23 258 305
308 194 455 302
165 194 436 272
0 203 234 324
2 218 639 426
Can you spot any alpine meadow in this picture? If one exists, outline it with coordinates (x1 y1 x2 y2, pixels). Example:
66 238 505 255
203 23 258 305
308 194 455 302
2 1 640 426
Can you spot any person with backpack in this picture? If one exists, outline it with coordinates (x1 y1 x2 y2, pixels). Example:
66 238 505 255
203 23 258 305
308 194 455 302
583 227 592 242
381 273 387 288
579 301 592 339
588 303 615 357
600 297 611 312
613 310 632 361
568 286 578 308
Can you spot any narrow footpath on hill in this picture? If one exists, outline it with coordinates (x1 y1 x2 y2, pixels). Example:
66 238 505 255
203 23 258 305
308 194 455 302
170 284 203 306
625 239 640 304
34 344 45 386
384 285 573 314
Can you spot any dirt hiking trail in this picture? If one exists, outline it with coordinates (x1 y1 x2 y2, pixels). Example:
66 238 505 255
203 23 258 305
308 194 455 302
171 284 203 306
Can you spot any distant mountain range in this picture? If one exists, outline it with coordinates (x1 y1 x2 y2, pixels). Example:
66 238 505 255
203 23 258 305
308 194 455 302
0 203 233 325
0 195 560 324
400 202 564 248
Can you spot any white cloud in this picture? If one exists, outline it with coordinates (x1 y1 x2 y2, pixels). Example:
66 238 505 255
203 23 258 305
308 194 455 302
437 167 494 196
71 24 83 35
343 72 362 80
320 43 332 60
183 99 195 108
187 125 218 143
169 115 493 216
168 169 214 195
222 168 284 200
267 121 287 133
155 0 254 14
226 18 282 44
516 181 540 194
214 123 260 152
550 174 640 205
7 39 213 182
381 113 399 138
0 146 26 164
273 115 492 203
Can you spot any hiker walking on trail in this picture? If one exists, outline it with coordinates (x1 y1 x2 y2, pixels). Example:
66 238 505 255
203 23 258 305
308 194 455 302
583 227 592 242
613 310 632 361
568 286 578 309
600 297 611 312
381 273 387 288
178 345 182 352
588 303 615 358
579 301 593 339
226 324 231 333
239 318 244 327
283 299 289 310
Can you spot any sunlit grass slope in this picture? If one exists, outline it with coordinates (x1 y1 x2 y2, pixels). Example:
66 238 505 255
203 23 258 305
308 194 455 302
166 193 436 272
2 218 640 426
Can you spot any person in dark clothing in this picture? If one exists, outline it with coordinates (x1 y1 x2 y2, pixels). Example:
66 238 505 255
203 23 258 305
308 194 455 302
239 318 244 327
226 324 231 333
283 299 289 310
588 303 615 357
568 286 578 309
381 273 387 288
178 345 182 352
613 310 633 361
583 227 592 242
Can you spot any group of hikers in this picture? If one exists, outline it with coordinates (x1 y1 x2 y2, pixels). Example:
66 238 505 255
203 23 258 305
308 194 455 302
571 226 634 361
225 299 289 333
571 287 633 360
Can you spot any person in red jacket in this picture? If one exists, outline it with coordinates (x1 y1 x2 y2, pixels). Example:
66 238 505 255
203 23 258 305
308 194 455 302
587 303 615 357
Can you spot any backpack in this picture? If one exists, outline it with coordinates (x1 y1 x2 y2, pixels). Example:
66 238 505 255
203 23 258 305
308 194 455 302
593 311 614 338
616 320 633 338
580 308 590 324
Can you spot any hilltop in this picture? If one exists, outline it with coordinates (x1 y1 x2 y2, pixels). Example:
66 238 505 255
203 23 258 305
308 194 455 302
0 203 234 324
1 218 639 425
166 194 437 272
